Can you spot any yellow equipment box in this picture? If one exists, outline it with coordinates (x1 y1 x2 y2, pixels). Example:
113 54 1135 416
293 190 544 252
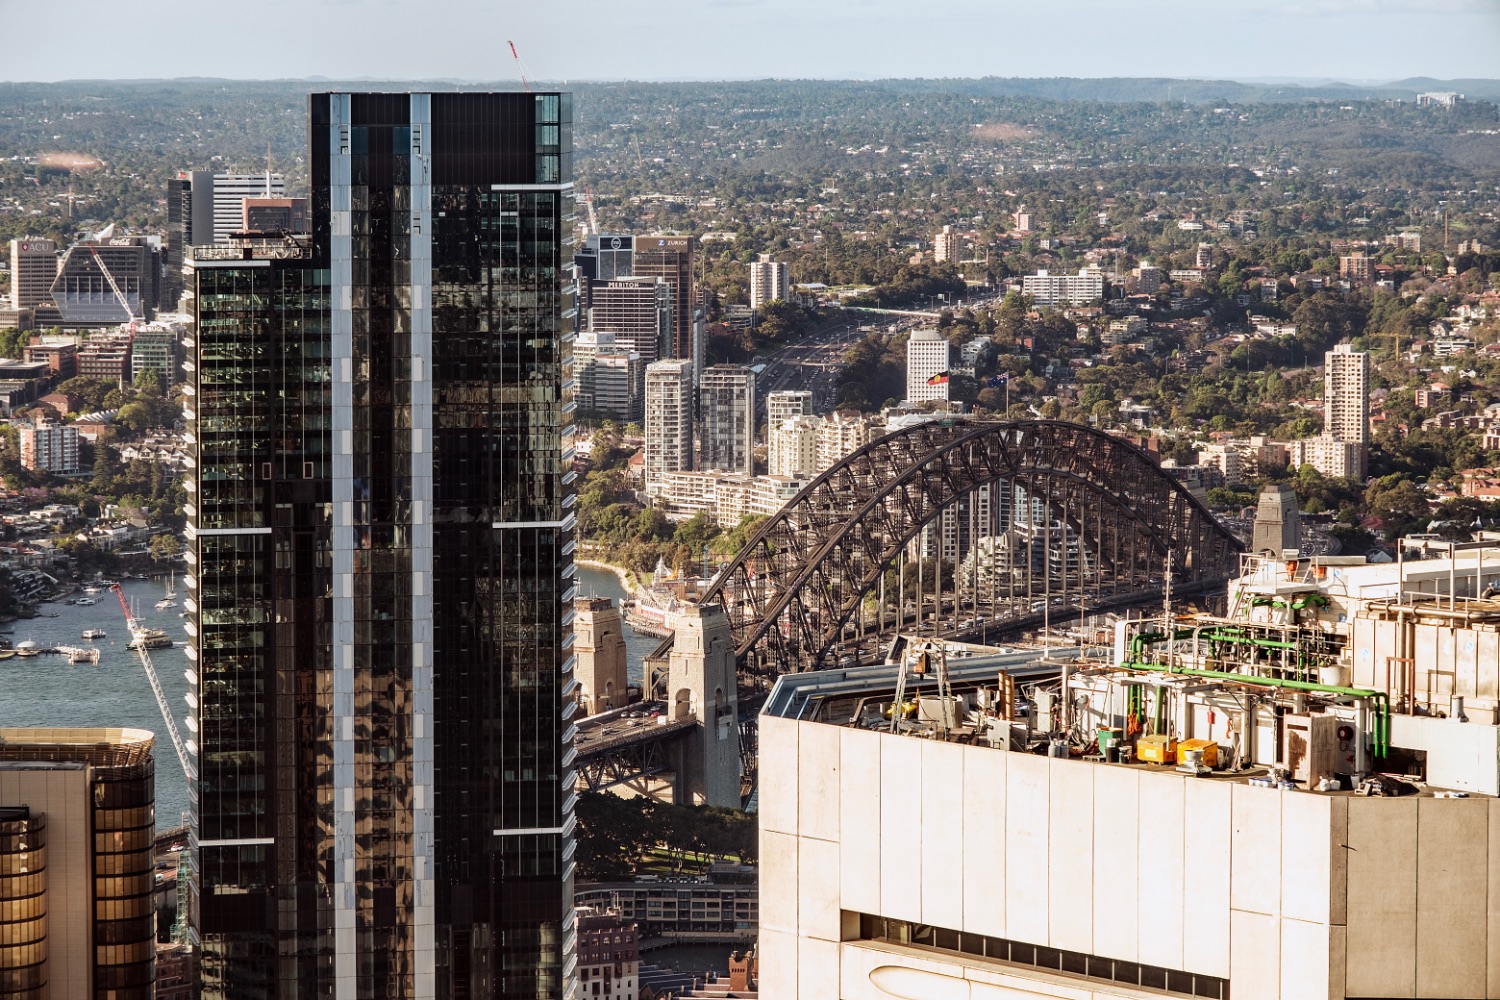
1136 735 1177 765
1177 738 1219 769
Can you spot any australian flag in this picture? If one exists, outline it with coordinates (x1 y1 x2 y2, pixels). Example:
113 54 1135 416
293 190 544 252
987 373 1009 388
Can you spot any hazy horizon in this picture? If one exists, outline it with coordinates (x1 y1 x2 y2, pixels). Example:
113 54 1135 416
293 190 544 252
4 0 1499 85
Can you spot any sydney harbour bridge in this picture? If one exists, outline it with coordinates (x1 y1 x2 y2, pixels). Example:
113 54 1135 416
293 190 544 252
700 417 1243 680
576 418 1245 802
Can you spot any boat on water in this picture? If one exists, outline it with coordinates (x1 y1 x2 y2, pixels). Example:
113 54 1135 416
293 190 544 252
15 648 40 658
126 628 173 650
59 645 101 665
83 628 107 640
155 570 178 610
76 597 97 606
0 650 15 661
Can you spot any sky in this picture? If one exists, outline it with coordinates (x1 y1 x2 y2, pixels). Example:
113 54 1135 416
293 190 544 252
2 0 1498 83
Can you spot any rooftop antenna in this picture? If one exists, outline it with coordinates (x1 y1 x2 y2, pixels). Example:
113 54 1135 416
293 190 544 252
508 41 532 94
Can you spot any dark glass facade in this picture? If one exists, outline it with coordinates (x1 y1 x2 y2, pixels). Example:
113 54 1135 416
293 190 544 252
165 177 193 311
189 236 329 1000
192 92 577 1000
629 237 695 363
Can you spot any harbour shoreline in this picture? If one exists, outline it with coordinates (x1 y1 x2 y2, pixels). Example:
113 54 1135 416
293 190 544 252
575 558 643 598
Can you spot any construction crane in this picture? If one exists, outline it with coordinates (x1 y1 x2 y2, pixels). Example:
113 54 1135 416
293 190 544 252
87 244 137 320
584 184 600 236
110 584 195 782
508 40 532 94
170 807 195 945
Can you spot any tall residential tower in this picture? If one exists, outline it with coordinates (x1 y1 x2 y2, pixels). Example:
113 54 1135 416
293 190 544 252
190 91 576 1000
1324 343 1370 476
748 253 790 311
644 359 694 490
698 364 756 476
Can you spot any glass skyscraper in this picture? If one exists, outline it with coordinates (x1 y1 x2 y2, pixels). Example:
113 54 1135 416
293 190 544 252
189 91 577 1000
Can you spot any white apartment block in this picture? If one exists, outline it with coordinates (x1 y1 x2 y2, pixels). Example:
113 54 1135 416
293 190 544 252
769 415 821 478
906 330 951 404
18 417 79 473
1022 268 1105 306
592 351 643 424
652 470 810 526
817 411 873 470
933 225 961 263
1133 264 1163 294
769 410 877 480
644 359 694 490
1432 336 1475 359
1103 316 1148 345
960 336 990 366
573 329 616 412
1289 434 1363 481
1198 444 1245 485
1324 343 1369 476
766 389 814 430
699 365 756 476
749 253 792 311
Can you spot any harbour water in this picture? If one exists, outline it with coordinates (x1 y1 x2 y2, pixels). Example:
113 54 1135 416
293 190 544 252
0 578 193 825
0 567 645 832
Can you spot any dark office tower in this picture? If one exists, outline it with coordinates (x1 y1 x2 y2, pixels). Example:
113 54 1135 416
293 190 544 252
631 235 696 365
189 91 577 1000
572 233 633 313
588 276 670 365
165 177 193 309
573 233 634 285
50 237 157 326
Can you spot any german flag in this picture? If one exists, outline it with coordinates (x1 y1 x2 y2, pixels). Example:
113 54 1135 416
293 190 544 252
926 370 950 386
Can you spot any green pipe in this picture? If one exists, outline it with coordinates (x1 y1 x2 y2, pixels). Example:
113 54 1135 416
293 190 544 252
1132 628 1319 682
1202 630 1299 651
1118 658 1389 757
1249 594 1330 612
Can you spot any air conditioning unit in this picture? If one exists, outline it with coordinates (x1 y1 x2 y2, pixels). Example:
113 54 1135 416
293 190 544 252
1282 714 1354 783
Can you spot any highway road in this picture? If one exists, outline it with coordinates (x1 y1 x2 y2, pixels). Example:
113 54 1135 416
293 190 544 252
752 291 1005 419
753 321 863 416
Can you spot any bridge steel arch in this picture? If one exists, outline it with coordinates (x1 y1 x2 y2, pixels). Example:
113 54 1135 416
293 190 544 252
699 419 1243 677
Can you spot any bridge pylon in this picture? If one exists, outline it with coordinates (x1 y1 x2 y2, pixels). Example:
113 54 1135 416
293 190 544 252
666 603 741 808
574 597 628 715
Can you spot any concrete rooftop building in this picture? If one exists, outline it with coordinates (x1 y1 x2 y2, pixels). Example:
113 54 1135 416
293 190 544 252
759 543 1500 1000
